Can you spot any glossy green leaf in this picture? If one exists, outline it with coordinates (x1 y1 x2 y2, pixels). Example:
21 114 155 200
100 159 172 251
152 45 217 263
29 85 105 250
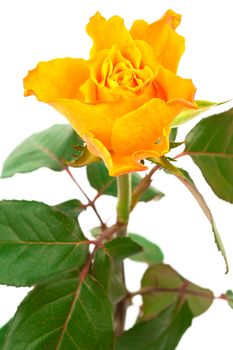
185 108 233 203
225 290 233 309
87 162 164 202
53 199 85 219
105 237 142 261
118 265 213 349
2 273 113 350
141 264 213 320
92 249 112 291
0 320 12 348
0 200 88 286
1 124 83 178
171 100 227 127
129 233 164 264
117 303 192 350
109 267 127 303
92 248 126 303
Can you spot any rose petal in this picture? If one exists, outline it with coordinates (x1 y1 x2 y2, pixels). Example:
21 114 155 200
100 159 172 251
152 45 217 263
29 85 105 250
154 66 197 103
24 58 90 101
130 10 185 73
111 98 195 157
24 57 150 148
84 132 147 176
86 12 133 58
44 96 149 148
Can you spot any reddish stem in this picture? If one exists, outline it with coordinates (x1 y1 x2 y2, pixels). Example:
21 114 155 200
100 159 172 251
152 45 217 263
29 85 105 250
65 167 106 229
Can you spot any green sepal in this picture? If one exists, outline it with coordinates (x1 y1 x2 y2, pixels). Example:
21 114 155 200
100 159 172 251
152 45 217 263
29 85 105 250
149 156 185 178
65 145 100 168
169 141 184 150
171 100 229 127
169 127 178 142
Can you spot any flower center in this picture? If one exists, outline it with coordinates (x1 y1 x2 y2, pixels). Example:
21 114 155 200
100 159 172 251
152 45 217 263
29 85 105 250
99 48 153 93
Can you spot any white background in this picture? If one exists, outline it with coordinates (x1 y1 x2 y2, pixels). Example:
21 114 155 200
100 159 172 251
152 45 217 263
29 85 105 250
0 0 233 348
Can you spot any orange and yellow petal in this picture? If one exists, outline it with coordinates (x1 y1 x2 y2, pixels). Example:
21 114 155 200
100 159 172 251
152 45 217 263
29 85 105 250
84 132 147 176
83 132 113 170
130 10 185 73
24 58 90 101
86 12 133 58
111 98 195 157
41 95 149 149
154 66 197 103
49 99 115 148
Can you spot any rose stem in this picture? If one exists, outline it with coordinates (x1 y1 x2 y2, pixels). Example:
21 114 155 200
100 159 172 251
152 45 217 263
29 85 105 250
115 174 131 336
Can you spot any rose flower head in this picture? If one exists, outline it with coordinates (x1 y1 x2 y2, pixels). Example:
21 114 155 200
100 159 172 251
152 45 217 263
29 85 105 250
24 10 197 176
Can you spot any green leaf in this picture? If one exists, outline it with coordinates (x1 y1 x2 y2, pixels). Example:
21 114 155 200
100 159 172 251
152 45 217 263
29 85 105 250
116 303 192 350
92 249 112 291
185 108 233 203
109 268 127 303
0 200 88 286
171 100 227 127
53 199 85 219
97 238 141 302
141 264 213 320
105 237 143 261
87 162 164 202
2 273 113 350
225 290 233 309
91 248 126 303
1 124 83 178
0 320 12 348
118 264 213 349
128 233 164 264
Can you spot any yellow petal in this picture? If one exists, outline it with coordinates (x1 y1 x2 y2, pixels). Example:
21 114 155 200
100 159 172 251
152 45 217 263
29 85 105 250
154 66 197 103
83 132 147 176
49 95 149 149
86 12 133 58
110 155 148 176
83 132 113 171
130 10 185 73
111 98 194 157
24 58 90 101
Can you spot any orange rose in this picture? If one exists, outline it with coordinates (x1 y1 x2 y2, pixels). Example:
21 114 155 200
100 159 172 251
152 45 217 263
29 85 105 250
24 10 197 176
